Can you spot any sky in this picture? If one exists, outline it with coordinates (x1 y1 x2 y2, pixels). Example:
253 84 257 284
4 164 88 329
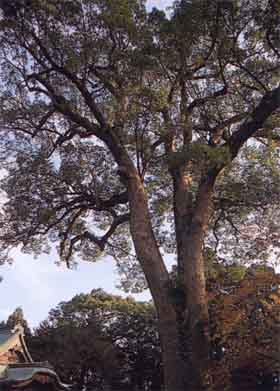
146 0 171 10
0 0 173 329
0 250 151 327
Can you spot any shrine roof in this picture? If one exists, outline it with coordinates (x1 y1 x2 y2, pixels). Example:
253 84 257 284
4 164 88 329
0 325 32 362
0 363 71 389
0 326 72 389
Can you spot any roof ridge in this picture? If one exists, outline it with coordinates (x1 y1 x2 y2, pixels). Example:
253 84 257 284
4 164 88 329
0 325 33 363
8 362 53 369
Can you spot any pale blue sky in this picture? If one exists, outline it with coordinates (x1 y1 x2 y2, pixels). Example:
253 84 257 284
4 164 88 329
146 0 171 10
0 250 151 327
0 0 173 329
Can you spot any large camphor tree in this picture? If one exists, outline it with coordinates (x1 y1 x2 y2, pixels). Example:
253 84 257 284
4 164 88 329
0 0 279 389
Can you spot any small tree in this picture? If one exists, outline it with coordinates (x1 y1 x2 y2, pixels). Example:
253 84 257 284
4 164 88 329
0 1 279 389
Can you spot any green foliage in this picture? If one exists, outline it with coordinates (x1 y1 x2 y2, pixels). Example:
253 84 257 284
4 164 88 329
30 290 161 391
169 144 231 170
226 264 247 282
0 0 278 283
5 307 31 336
25 264 280 390
208 143 280 264
209 264 280 389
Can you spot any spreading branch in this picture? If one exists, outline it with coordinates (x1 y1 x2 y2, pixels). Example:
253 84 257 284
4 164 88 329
229 85 280 157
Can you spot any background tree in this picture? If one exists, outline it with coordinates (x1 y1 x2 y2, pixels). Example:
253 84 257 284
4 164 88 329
0 0 279 389
207 263 280 390
6 307 31 336
29 290 161 391
26 265 280 391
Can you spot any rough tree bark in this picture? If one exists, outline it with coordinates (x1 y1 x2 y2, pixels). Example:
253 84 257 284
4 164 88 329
182 173 217 390
125 166 186 391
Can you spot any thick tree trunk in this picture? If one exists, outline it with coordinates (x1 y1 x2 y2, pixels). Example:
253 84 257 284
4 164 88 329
182 174 217 391
105 133 188 390
172 165 193 280
183 239 211 391
158 309 187 391
125 168 186 391
167 158 215 390
169 159 215 390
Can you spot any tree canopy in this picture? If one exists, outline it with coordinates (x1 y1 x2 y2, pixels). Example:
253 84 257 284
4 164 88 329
0 0 279 277
0 1 279 390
